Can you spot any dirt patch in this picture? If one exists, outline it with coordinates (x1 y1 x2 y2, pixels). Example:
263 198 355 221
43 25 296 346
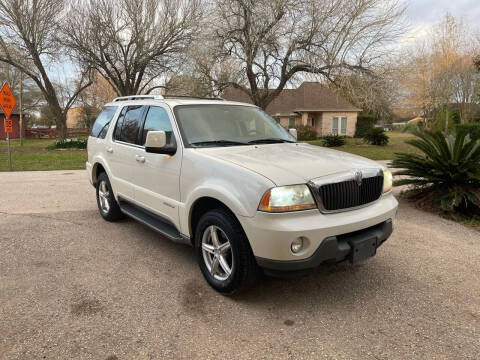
71 298 104 316
180 278 208 316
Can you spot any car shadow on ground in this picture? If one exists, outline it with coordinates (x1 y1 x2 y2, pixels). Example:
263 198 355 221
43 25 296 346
115 214 407 311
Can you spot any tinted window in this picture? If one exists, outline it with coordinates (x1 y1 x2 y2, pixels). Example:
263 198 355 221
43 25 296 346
142 106 174 145
114 106 145 144
113 107 126 140
90 106 118 138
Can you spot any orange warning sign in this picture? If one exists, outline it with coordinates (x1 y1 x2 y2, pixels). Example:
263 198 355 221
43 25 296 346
4 118 13 133
0 82 16 118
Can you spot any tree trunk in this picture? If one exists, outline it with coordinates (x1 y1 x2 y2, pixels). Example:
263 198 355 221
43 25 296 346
51 108 67 139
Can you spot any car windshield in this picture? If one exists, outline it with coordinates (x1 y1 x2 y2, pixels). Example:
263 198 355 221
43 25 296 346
173 104 296 147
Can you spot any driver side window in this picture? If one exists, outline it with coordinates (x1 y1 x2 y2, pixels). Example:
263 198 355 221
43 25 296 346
142 106 175 146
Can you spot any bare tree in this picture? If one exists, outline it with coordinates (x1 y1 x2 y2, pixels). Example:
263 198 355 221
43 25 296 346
400 43 438 126
0 0 92 138
451 55 480 123
330 63 399 122
198 0 406 109
0 62 43 114
63 0 203 96
399 13 480 129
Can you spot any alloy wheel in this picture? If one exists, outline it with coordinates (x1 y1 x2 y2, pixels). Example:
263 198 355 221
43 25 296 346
98 180 111 214
201 225 233 281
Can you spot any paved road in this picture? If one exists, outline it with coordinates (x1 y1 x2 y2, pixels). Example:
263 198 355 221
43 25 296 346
0 171 478 359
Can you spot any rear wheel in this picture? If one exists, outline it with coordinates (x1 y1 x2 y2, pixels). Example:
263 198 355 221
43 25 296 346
96 172 124 222
195 208 259 295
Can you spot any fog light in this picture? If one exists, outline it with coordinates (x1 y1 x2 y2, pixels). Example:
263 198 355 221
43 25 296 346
291 237 304 253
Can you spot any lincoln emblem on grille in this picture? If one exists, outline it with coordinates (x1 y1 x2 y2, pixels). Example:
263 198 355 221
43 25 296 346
354 170 363 186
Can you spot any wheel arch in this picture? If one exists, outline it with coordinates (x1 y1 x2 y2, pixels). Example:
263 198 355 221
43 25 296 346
92 162 107 186
189 196 244 246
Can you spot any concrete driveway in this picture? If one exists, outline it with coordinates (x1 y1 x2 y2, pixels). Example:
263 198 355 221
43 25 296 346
0 170 478 359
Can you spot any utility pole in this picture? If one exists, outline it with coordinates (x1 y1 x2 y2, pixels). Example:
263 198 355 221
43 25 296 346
19 71 23 146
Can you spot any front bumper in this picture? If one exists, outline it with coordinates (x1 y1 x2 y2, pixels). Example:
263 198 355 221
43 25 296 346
256 219 392 272
238 193 398 265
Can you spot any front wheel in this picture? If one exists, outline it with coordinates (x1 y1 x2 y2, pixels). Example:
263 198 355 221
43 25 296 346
96 172 124 222
195 208 259 295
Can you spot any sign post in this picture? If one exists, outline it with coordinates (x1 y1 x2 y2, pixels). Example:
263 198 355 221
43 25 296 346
20 71 23 146
0 82 17 171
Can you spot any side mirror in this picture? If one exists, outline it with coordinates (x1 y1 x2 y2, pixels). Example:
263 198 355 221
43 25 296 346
289 128 297 140
145 131 177 155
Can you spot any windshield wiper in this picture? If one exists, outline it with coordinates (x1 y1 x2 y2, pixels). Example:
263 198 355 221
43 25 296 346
190 140 249 147
247 138 296 144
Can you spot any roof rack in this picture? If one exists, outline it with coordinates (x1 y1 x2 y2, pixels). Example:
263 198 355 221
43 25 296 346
112 95 164 102
162 95 224 101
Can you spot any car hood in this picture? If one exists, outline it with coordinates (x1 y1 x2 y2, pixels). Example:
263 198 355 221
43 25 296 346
196 143 384 186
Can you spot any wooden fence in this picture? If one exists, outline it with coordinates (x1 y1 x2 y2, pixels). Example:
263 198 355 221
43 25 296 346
25 128 90 139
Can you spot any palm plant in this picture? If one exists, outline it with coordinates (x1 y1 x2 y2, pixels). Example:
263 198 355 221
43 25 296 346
363 128 389 146
390 129 480 218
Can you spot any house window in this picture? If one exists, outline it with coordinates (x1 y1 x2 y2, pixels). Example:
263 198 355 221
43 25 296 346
332 117 339 135
274 117 280 124
341 117 347 135
288 117 296 128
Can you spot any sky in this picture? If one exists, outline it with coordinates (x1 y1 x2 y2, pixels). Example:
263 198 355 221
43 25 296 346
47 0 480 88
406 0 480 25
403 0 480 42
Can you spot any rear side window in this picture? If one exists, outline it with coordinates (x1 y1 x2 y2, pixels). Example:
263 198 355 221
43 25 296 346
90 106 118 138
113 105 146 144
141 106 174 145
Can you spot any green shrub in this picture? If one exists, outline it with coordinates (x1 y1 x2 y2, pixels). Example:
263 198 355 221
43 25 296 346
321 134 346 147
47 138 87 150
354 114 376 138
433 109 460 133
363 128 389 146
390 129 480 220
401 122 424 133
295 124 317 141
456 123 480 140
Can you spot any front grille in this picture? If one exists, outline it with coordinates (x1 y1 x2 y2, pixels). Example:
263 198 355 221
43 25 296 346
317 175 383 211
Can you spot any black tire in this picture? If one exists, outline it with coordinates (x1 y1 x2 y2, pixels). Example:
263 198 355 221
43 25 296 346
195 208 259 295
96 172 124 222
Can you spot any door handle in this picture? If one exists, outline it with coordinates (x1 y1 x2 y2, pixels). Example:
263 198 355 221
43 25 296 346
106 147 113 153
136 155 146 163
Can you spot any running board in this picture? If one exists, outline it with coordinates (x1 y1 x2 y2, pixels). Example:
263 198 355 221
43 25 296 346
119 200 190 245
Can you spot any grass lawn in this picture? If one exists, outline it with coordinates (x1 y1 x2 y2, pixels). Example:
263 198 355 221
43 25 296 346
0 138 86 172
1 132 416 171
307 132 417 160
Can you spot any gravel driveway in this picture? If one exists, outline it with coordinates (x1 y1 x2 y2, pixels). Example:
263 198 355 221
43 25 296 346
0 170 478 359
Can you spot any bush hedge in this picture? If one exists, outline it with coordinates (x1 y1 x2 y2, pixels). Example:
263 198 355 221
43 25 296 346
47 138 87 150
363 128 389 146
456 123 480 140
321 134 346 147
294 124 317 141
354 114 376 138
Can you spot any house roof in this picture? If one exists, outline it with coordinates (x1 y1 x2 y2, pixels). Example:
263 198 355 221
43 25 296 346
222 82 361 115
408 116 425 123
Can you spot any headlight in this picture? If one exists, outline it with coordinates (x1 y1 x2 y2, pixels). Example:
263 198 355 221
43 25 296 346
258 185 316 212
383 170 393 193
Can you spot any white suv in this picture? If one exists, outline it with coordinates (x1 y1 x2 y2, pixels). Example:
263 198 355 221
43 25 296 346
87 95 398 294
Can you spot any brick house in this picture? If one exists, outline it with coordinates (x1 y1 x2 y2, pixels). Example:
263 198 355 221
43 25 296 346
66 107 86 128
223 82 361 137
